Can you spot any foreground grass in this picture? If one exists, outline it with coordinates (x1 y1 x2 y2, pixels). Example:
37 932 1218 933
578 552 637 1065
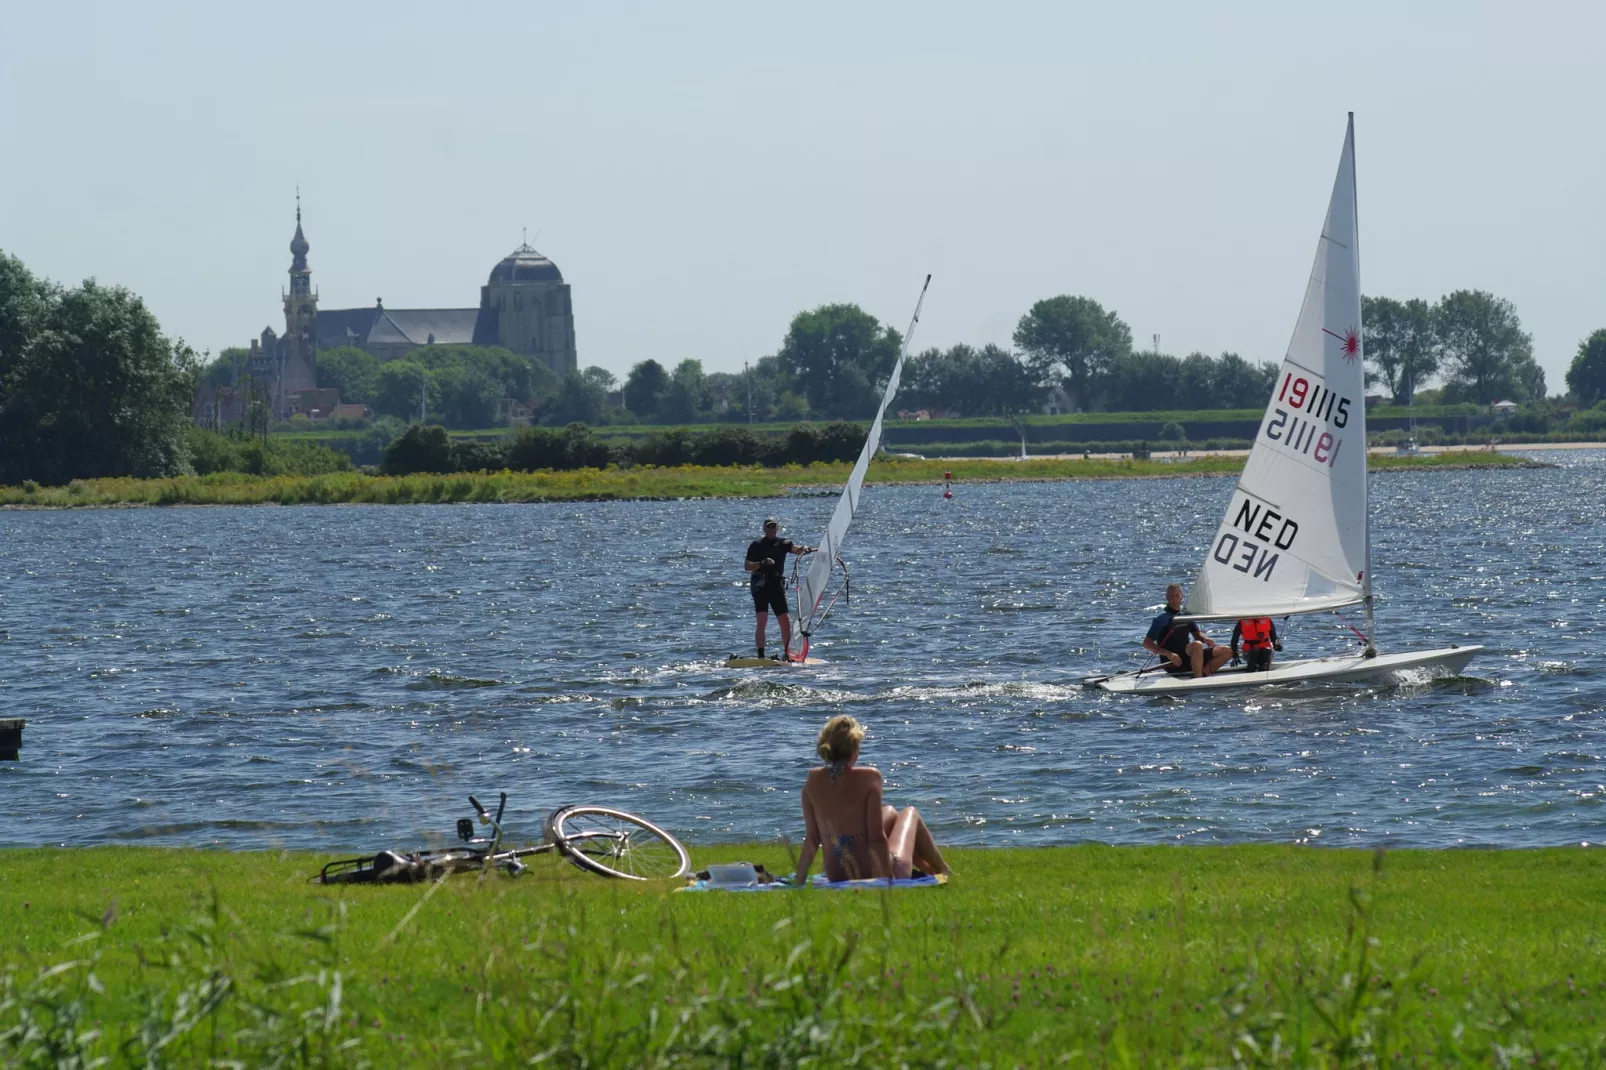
1 845 1602 1066
0 452 1536 508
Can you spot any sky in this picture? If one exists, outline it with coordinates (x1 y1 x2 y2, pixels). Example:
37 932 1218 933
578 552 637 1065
3 1 1602 390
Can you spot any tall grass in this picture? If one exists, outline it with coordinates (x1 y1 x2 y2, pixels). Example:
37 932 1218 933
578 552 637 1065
0 452 1536 509
1 844 1602 1065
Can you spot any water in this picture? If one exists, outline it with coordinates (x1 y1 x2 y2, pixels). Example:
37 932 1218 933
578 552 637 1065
2 450 1603 853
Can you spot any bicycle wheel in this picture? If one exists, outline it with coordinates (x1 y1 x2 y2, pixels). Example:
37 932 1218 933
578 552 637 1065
547 805 691 881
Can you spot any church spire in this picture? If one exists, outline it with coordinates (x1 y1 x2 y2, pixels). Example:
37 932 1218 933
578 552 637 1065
290 188 310 270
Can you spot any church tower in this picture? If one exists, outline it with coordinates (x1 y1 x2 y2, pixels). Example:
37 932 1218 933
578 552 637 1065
280 193 320 407
480 242 578 378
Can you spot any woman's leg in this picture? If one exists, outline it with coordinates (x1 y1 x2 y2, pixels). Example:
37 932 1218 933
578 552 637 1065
908 810 951 876
886 806 918 880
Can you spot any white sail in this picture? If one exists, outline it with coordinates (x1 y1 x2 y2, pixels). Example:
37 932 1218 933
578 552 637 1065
1184 115 1370 622
788 276 931 659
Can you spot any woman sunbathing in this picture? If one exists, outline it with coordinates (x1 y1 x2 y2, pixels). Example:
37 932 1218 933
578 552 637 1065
794 714 951 884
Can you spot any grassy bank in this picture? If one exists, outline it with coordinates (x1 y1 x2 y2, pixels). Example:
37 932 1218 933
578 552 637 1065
0 452 1538 508
1 844 1601 1065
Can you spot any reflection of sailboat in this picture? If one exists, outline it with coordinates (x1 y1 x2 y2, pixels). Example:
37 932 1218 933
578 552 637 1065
725 276 932 669
1086 116 1478 694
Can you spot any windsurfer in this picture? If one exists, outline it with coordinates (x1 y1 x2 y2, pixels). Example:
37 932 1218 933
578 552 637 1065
745 518 814 660
1143 583 1233 677
1231 617 1282 671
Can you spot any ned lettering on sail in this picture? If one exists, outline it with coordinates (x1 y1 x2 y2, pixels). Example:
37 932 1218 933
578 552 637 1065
1212 495 1298 582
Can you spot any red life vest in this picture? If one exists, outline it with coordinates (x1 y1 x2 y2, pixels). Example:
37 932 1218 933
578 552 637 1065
1238 617 1274 650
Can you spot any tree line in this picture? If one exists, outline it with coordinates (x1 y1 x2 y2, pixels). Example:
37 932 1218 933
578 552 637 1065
379 421 871 476
8 243 1606 485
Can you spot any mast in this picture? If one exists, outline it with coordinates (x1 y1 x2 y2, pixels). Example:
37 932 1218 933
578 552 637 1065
1351 112 1377 656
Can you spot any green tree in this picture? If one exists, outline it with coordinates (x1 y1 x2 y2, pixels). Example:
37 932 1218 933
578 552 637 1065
1213 352 1278 407
197 346 248 390
904 344 1036 416
373 361 431 421
1098 351 1183 411
0 259 198 485
1435 290 1535 404
548 368 609 426
432 365 503 428
664 358 708 424
1363 296 1439 404
1565 329 1606 405
1012 295 1132 411
779 304 901 418
315 345 380 404
622 359 669 421
410 344 558 405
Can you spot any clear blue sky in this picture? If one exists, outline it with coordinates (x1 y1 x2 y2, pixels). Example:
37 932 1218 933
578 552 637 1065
3 1 1601 390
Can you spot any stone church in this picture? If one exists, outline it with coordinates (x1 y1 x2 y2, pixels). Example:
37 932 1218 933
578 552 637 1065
199 204 578 423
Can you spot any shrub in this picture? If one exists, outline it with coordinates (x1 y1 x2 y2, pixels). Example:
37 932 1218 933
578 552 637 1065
381 425 455 475
451 440 509 472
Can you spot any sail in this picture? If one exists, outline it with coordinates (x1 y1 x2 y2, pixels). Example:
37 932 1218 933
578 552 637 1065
788 276 932 659
1183 115 1369 622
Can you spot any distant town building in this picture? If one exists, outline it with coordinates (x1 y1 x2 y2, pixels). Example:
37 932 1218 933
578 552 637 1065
197 202 578 423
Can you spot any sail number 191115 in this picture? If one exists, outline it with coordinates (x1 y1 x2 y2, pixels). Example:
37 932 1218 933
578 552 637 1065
1265 373 1352 466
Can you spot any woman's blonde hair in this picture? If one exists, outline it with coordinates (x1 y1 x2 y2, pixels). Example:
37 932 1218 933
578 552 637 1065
816 715 865 765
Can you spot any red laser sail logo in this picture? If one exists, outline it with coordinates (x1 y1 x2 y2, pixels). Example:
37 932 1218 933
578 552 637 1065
1323 326 1361 362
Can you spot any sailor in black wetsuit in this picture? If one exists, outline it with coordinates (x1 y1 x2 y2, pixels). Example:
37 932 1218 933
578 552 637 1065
1142 583 1233 678
744 517 815 661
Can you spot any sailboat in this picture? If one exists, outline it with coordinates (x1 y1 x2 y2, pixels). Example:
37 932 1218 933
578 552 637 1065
725 275 932 669
1086 116 1479 694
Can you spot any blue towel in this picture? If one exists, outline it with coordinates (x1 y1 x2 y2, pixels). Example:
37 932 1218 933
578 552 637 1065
677 873 947 893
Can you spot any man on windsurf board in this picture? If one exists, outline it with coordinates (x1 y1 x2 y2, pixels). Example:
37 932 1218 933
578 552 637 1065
745 518 815 661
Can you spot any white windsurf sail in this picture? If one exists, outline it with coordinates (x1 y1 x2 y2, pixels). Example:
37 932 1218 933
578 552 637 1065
1184 114 1370 623
788 275 932 660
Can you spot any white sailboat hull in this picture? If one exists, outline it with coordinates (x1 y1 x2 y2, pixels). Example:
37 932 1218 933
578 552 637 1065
1086 645 1482 695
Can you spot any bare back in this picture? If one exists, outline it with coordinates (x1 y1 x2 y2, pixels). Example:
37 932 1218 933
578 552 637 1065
800 765 887 882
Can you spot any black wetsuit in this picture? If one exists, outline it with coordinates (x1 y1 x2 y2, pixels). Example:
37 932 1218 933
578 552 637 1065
1146 608 1202 672
746 536 794 615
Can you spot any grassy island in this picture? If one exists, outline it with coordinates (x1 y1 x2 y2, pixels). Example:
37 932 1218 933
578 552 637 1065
0 451 1540 509
1 844 1600 1065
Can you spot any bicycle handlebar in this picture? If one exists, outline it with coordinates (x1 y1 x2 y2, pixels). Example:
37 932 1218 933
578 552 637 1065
469 795 488 820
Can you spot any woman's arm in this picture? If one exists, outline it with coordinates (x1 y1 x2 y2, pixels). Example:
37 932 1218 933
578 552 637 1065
864 774 892 879
793 786 821 885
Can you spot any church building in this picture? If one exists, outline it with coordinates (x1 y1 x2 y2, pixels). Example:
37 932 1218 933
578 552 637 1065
200 203 579 423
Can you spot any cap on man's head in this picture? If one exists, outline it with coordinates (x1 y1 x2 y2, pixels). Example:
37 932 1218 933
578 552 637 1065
763 517 779 529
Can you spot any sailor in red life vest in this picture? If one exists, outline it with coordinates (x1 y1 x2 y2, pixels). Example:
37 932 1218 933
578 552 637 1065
1230 617 1282 672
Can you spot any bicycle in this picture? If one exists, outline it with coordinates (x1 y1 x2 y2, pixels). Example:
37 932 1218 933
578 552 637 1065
314 792 692 885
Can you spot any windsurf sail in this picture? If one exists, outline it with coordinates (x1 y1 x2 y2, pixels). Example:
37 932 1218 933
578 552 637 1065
787 275 932 661
1182 115 1370 624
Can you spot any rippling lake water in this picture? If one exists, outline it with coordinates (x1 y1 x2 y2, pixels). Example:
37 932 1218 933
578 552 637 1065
3 450 1603 853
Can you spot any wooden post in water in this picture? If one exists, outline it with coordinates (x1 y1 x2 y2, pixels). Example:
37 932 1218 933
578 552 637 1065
0 719 23 760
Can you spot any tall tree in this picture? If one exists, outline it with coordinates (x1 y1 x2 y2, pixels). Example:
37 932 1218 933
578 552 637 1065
664 358 708 424
1363 296 1439 404
0 264 197 485
373 361 431 421
547 368 609 426
779 303 900 418
622 359 669 421
1565 329 1606 406
1212 352 1279 408
1012 295 1132 412
1435 290 1535 404
315 345 380 404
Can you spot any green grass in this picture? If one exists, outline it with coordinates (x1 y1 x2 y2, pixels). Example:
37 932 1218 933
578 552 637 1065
1 845 1602 1066
0 452 1537 509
